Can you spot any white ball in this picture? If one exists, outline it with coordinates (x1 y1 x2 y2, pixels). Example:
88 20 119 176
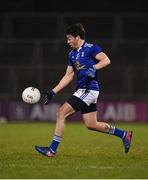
22 87 41 104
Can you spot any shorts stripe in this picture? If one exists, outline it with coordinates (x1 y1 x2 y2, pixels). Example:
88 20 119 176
73 89 99 106
80 90 90 100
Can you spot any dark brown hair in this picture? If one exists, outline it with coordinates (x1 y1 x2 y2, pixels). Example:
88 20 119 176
66 23 85 39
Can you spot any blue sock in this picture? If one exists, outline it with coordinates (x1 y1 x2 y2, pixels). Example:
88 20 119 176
108 125 126 139
49 134 62 154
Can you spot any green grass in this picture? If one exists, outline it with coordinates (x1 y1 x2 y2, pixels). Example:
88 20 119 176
0 122 148 178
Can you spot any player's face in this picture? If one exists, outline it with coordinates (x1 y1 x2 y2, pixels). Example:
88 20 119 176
66 34 79 49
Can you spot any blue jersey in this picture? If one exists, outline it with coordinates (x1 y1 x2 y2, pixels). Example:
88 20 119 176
68 42 102 91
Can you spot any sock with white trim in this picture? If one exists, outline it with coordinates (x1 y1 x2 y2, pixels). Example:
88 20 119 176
49 134 62 154
108 125 126 139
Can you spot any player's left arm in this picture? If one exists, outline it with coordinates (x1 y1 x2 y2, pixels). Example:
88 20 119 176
94 52 111 70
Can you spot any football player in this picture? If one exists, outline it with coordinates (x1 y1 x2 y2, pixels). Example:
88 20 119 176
35 23 133 157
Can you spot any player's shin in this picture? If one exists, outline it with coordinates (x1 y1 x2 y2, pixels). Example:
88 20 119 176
88 122 126 139
49 119 65 154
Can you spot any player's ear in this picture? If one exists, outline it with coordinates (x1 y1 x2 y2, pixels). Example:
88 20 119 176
76 35 80 40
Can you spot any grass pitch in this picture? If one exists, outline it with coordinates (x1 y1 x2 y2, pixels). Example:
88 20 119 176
0 122 148 179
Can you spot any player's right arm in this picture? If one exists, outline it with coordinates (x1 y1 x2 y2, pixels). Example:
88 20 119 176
52 65 74 93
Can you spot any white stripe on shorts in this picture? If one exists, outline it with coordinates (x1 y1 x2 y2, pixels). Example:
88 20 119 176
80 90 90 100
73 89 99 106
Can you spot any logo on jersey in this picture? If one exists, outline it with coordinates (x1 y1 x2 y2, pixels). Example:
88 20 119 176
76 52 85 59
81 52 85 57
76 53 80 60
75 61 86 70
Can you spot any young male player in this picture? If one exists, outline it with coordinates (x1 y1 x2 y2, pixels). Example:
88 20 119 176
35 23 133 157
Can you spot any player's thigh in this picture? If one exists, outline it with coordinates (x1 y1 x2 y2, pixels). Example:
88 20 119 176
82 111 98 127
57 101 75 119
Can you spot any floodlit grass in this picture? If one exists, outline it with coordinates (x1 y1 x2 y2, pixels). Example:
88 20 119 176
0 122 148 178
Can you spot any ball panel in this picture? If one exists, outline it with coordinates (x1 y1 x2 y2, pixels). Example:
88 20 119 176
22 87 41 104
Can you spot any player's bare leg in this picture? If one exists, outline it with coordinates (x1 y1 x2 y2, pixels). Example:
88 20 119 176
54 102 75 136
82 111 110 132
45 102 75 157
82 111 133 153
35 102 75 157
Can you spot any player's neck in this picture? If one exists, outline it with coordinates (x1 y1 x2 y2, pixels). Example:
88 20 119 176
76 39 85 50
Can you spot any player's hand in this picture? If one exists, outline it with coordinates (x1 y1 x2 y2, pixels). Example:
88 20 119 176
86 65 96 78
40 89 56 105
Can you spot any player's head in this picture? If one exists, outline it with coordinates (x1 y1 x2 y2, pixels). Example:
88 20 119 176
66 23 85 49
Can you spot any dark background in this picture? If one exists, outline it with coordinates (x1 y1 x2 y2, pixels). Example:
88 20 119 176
0 0 147 13
0 0 148 101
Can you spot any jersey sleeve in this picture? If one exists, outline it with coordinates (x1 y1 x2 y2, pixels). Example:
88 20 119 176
90 44 102 58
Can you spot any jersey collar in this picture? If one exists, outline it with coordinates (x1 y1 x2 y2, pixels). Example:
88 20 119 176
77 41 86 52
